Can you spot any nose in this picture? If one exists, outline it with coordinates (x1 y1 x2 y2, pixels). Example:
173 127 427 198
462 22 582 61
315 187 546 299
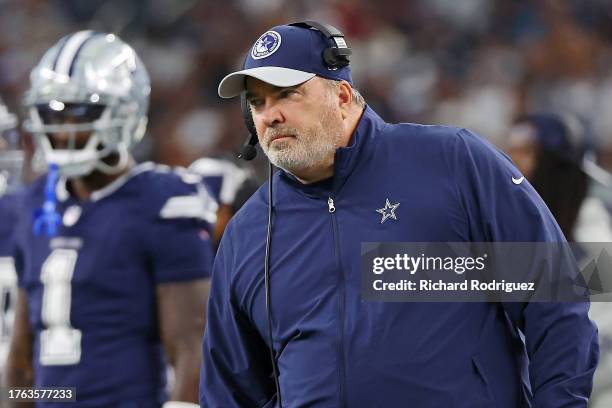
256 98 285 129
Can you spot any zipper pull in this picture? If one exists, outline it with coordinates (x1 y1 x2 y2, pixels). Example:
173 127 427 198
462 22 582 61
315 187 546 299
328 197 336 213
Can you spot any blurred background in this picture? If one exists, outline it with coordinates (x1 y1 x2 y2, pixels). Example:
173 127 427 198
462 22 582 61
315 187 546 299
1 0 611 405
1 0 611 173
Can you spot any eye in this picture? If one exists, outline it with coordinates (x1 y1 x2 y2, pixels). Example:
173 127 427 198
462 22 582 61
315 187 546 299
248 99 264 110
279 89 297 99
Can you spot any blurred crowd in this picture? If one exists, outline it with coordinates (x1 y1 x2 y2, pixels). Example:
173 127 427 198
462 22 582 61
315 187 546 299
1 0 612 177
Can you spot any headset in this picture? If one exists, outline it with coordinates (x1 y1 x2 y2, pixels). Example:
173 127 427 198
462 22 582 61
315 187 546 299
236 21 351 408
238 20 352 161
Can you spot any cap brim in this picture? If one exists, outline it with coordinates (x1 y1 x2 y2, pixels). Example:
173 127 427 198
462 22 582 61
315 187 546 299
218 66 316 98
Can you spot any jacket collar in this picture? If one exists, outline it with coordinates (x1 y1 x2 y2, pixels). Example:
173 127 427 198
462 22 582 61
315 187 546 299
278 105 386 196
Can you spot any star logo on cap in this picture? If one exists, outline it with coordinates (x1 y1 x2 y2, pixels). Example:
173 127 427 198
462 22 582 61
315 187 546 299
252 31 282 59
376 198 400 224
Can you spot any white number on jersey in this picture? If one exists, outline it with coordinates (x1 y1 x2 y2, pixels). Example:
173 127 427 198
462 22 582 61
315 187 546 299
39 249 81 366
0 257 17 368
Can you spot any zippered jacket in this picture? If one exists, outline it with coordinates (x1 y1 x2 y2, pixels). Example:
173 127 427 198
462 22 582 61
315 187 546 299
200 107 599 408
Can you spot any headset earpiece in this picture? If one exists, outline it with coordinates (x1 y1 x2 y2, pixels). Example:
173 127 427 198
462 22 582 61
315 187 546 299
323 47 351 68
236 22 352 408
289 20 352 69
237 21 351 161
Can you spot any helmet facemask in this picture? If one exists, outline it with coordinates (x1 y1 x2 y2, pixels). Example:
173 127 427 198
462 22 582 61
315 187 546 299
26 100 143 178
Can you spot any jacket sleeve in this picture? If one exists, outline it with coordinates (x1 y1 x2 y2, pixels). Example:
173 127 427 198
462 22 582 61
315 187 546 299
450 128 599 407
199 221 276 408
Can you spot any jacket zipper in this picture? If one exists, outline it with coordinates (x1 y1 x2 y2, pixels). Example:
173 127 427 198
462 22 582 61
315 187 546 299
328 196 347 408
328 197 336 213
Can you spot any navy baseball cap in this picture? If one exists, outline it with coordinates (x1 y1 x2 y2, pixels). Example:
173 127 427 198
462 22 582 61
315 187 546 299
218 24 353 98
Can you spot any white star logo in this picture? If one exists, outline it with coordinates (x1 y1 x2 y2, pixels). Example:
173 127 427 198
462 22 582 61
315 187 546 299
376 198 400 224
262 36 273 49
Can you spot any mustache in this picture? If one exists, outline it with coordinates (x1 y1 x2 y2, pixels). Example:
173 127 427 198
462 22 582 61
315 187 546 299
263 127 299 142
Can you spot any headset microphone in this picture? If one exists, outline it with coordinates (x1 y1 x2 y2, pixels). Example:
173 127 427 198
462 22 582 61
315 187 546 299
237 135 258 161
237 20 351 163
230 21 352 407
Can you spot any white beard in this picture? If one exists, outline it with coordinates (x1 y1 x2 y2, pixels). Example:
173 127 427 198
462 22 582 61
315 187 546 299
261 105 343 176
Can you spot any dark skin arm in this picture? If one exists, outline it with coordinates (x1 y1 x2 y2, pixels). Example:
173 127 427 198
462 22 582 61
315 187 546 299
5 288 34 408
212 204 233 248
156 278 210 403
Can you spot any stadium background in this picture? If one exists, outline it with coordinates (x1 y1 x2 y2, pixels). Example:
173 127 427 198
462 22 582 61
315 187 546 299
1 0 611 174
1 0 611 405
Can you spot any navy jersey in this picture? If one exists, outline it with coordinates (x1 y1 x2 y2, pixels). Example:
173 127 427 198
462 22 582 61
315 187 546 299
14 163 216 407
0 192 19 374
189 157 258 213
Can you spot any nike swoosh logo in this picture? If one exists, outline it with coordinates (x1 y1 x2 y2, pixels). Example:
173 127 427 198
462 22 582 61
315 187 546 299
512 176 525 185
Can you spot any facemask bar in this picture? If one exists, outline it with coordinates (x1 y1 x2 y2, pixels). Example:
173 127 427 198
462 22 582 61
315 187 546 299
24 103 133 177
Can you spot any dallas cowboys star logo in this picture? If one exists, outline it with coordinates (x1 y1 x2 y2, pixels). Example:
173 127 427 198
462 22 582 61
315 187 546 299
376 198 400 224
252 31 282 59
261 36 273 50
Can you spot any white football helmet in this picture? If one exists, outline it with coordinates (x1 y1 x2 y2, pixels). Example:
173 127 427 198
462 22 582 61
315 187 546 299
0 97 22 196
24 31 150 178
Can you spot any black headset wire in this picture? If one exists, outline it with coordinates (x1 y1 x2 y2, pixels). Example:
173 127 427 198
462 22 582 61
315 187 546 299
239 22 352 407
264 161 282 407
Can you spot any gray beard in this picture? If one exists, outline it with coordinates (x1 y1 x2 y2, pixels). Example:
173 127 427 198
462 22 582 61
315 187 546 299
261 108 343 176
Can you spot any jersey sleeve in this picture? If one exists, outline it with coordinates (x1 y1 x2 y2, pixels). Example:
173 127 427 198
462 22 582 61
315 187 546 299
190 157 257 208
146 172 218 283
447 128 599 407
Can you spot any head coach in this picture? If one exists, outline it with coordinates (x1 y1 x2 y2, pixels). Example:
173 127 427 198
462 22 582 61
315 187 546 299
200 21 599 408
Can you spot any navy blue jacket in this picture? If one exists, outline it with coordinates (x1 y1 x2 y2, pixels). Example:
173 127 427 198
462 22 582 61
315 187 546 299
200 107 598 407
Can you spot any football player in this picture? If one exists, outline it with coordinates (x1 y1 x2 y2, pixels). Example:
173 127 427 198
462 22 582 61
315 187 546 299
0 96 21 387
5 31 215 408
189 156 259 246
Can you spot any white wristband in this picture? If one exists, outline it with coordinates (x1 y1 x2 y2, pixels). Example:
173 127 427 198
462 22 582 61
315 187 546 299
162 402 199 408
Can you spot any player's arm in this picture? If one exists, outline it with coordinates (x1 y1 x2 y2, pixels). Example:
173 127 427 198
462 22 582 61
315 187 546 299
150 175 218 407
157 278 210 404
5 288 34 408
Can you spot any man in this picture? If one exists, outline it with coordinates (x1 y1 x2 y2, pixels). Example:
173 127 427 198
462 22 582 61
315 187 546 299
6 31 216 407
200 22 599 407
0 97 21 386
189 156 259 247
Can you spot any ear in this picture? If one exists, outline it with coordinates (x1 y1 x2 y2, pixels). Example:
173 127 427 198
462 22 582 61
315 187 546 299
337 81 352 119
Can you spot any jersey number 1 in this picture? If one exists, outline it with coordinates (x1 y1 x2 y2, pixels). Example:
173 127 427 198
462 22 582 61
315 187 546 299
40 249 82 366
0 257 17 364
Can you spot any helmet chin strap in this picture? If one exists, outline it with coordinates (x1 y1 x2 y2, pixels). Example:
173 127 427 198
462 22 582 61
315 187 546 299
95 143 130 175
